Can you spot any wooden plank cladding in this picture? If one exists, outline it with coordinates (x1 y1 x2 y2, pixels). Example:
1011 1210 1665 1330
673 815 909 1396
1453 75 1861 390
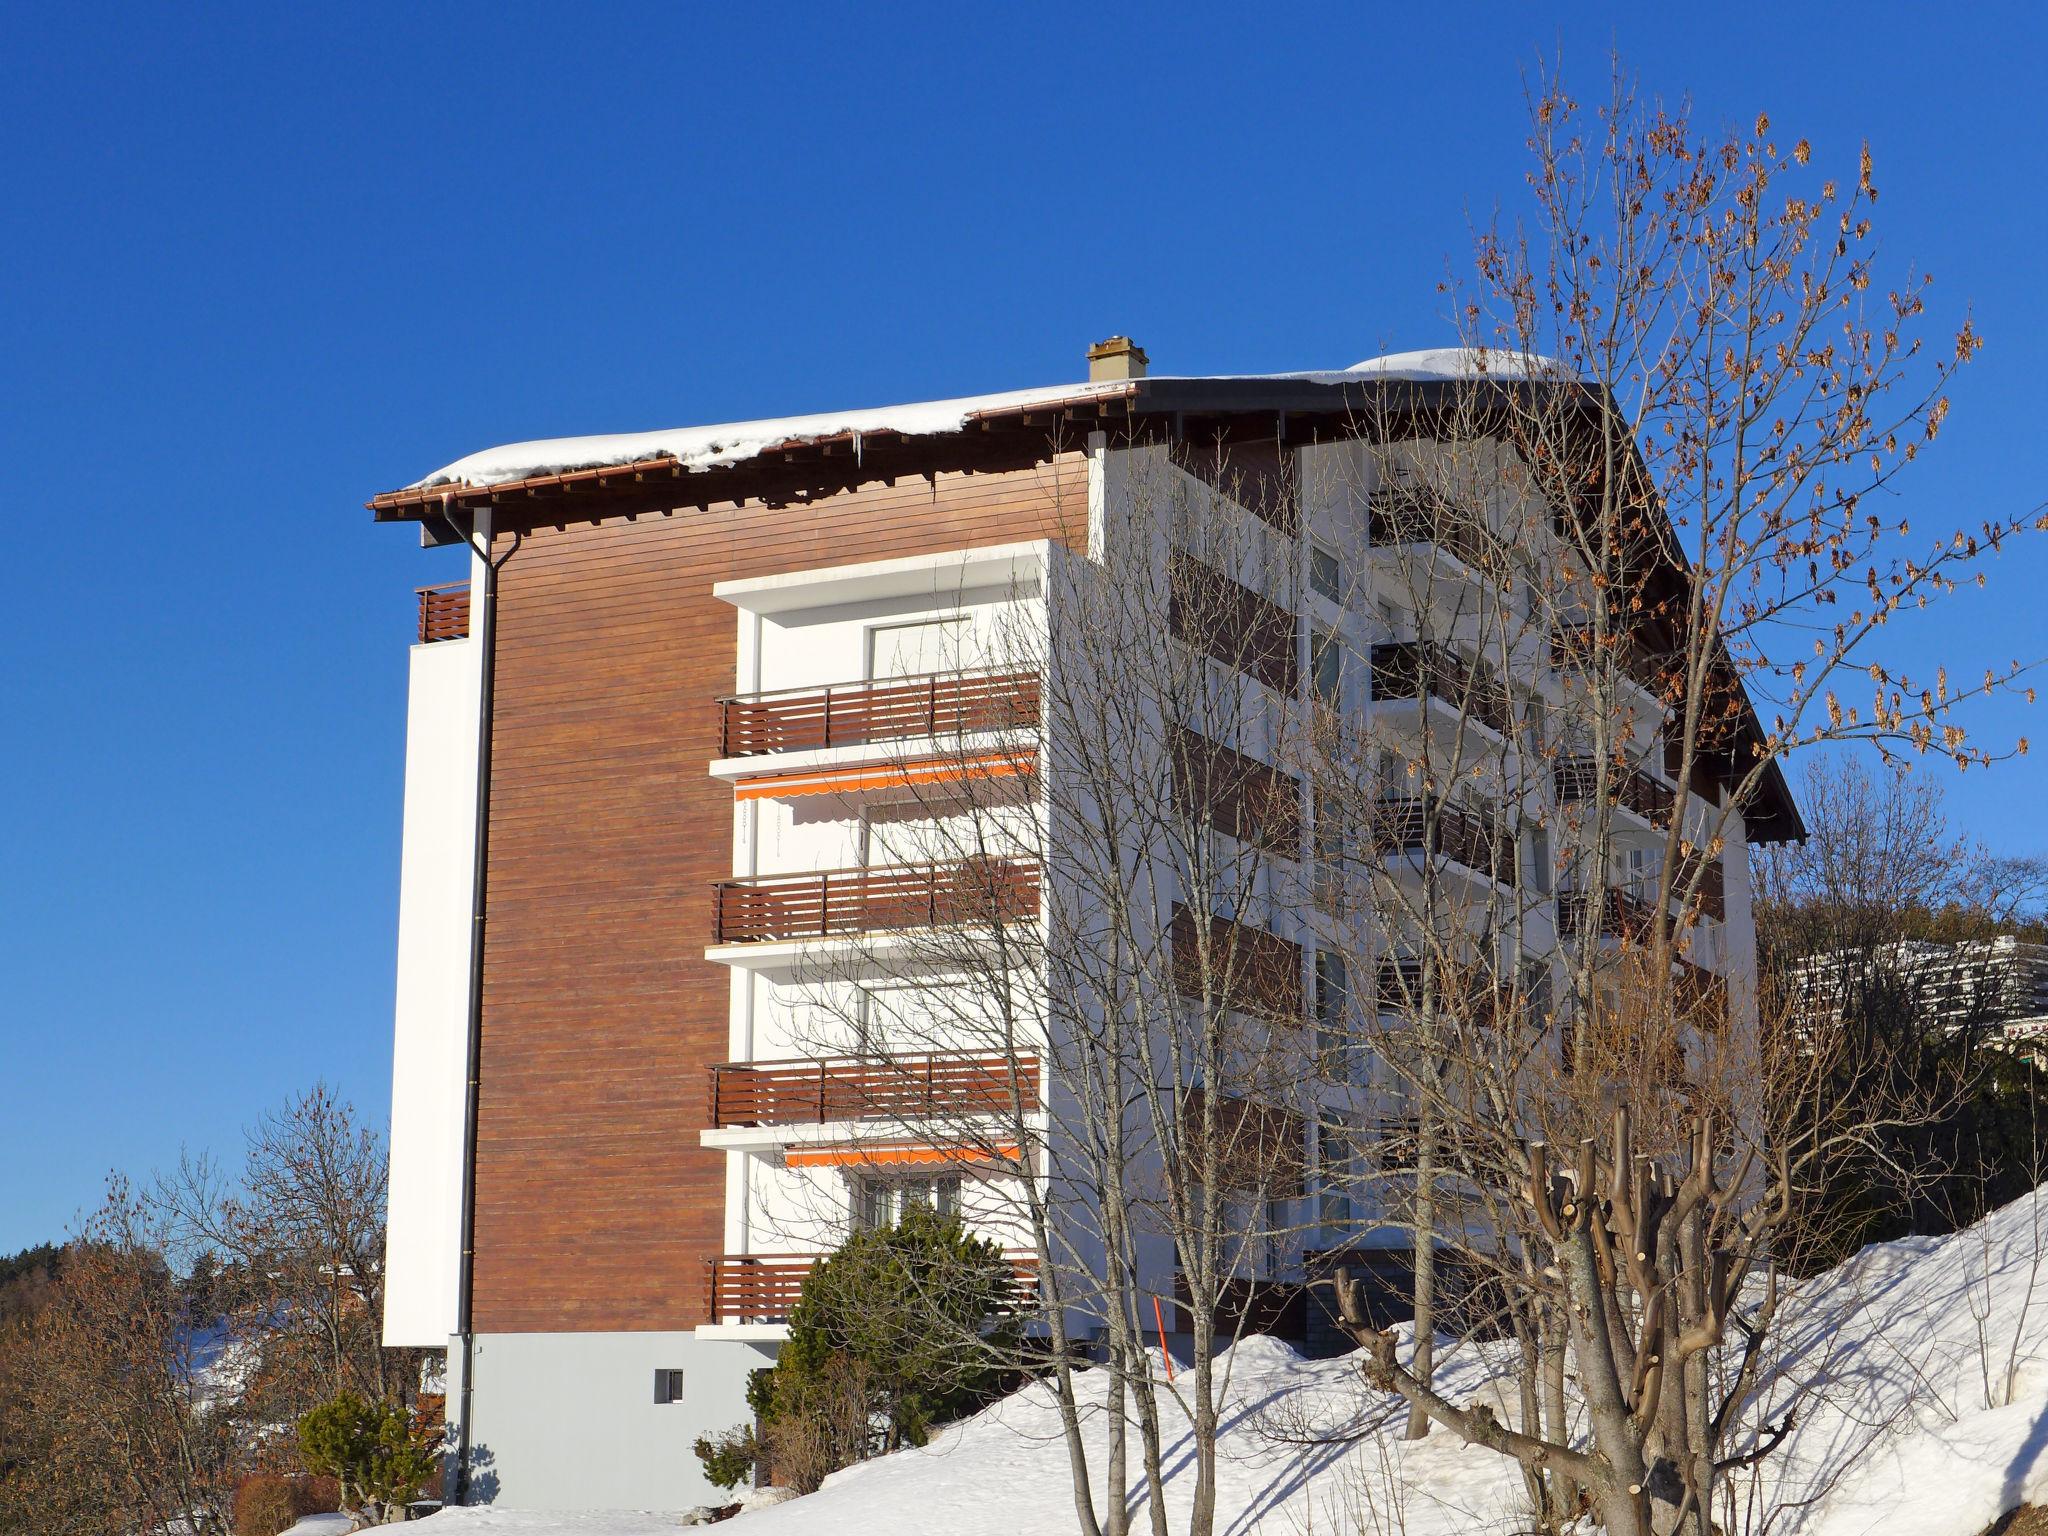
1176 1088 1307 1197
1369 640 1515 738
707 1053 1040 1128
707 1252 1040 1326
1371 797 1518 887
470 451 1087 1334
1554 756 1678 830
712 859 1040 945
416 581 470 643
720 668 1040 757
1168 903 1304 1021
1168 552 1297 695
1178 437 1297 534
1168 726 1302 854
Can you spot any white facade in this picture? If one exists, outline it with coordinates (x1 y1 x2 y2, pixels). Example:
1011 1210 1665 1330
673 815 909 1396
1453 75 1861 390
383 603 483 1348
694 436 1766 1343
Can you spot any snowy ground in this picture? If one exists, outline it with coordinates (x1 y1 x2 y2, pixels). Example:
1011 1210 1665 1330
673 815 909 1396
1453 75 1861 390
409 1187 2048 1536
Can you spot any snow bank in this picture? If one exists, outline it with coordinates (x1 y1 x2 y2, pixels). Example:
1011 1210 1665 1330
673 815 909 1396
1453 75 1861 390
1338 346 1571 381
410 1185 2048 1536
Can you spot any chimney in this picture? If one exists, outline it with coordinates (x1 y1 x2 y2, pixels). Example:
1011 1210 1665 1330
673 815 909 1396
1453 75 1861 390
1087 335 1149 382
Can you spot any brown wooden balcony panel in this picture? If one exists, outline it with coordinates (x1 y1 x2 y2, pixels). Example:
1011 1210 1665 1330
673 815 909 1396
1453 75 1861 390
1369 642 1515 738
1554 758 1677 829
1169 905 1305 1020
720 670 1041 757
1169 553 1297 695
1169 727 1303 854
1557 885 1661 940
1371 798 1518 888
1179 437 1298 534
709 1053 1041 1128
1171 1273 1308 1341
707 1252 1040 1324
416 581 471 644
712 859 1040 944
1367 491 1493 573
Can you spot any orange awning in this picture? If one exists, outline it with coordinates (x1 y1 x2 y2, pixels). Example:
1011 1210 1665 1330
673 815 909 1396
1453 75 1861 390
732 749 1035 802
783 1141 1021 1169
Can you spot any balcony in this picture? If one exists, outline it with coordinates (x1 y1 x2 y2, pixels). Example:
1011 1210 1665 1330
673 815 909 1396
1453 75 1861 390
1373 957 1553 1029
708 1052 1041 1129
1371 798 1518 888
1551 626 1670 697
416 581 470 643
1367 487 1494 575
719 668 1040 757
1369 642 1515 739
707 1251 1040 1326
1556 884 1660 941
1554 757 1677 829
712 859 1040 945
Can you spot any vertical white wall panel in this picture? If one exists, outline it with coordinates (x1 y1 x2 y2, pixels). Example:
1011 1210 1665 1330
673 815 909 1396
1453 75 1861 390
383 627 482 1347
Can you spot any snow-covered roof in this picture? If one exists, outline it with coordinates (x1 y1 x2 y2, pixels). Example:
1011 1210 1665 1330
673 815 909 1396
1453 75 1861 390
401 348 1571 495
405 380 1139 494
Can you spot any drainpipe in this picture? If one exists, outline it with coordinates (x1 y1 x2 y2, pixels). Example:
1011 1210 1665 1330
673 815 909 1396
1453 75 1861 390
453 508 521 1505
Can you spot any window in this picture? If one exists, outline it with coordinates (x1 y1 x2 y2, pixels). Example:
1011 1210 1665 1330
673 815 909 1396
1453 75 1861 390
867 616 967 680
1314 953 1351 1080
1623 845 1659 900
854 1173 961 1231
1309 544 1342 603
1526 823 1553 896
1319 1118 1362 1236
1519 958 1555 1029
653 1368 685 1404
1310 629 1342 707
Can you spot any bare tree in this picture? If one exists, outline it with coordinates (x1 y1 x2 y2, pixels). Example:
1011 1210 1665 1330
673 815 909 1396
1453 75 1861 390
154 1083 418 1423
0 1180 243 1536
1277 54 2045 1536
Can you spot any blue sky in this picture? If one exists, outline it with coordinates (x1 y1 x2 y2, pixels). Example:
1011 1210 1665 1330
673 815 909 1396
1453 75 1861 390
3 3 2044 1253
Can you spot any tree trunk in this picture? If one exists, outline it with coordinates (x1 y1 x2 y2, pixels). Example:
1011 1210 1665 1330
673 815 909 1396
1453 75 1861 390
1405 1082 1439 1439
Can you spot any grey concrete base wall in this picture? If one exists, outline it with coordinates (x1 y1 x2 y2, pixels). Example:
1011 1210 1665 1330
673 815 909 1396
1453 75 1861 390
455 1331 777 1509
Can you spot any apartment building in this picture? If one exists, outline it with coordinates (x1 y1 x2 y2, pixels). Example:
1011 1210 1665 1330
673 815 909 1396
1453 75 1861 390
1793 935 2048 1044
373 339 1802 1509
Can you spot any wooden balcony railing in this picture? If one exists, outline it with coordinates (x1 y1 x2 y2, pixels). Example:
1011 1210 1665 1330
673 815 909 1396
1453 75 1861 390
1369 641 1516 738
1556 884 1661 941
719 669 1040 757
1371 797 1519 887
1673 849 1727 923
1169 905 1305 1020
416 581 470 643
1554 757 1678 829
1367 488 1494 573
1169 553 1298 695
708 1052 1041 1128
707 1252 1040 1324
711 859 1040 945
1374 961 1555 1034
1550 626 1673 698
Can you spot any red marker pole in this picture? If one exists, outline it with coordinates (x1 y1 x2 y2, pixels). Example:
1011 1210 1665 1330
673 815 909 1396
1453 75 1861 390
1152 1294 1175 1382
